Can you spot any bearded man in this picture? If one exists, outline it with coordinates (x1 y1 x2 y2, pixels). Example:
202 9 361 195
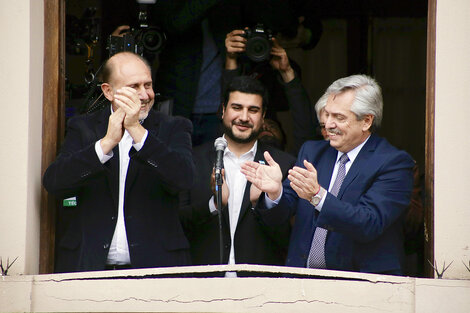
179 76 295 276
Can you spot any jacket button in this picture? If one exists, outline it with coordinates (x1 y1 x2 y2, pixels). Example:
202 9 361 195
103 243 110 249
111 216 116 220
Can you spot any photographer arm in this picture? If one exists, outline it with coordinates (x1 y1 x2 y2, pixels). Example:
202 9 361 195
270 41 319 154
225 29 246 70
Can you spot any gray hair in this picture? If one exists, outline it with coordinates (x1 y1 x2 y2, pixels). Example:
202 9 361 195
315 74 383 130
314 93 328 121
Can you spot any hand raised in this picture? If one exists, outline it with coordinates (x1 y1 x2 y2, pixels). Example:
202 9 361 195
241 151 283 200
288 160 320 201
270 38 295 83
113 87 141 128
250 183 262 208
211 168 229 208
270 38 290 71
101 107 125 154
225 29 247 57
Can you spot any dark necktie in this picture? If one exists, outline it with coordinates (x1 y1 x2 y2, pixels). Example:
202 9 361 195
307 153 349 268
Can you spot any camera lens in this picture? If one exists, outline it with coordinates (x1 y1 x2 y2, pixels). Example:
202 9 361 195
245 36 271 62
139 28 166 53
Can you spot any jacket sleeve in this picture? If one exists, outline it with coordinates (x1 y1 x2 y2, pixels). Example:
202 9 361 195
178 144 215 232
254 145 308 226
317 150 414 243
132 116 195 192
43 116 107 198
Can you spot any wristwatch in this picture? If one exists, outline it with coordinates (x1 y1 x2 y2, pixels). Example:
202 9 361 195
310 187 326 206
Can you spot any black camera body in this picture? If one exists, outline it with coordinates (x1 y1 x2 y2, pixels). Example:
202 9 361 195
107 33 139 56
106 26 166 58
243 24 273 62
106 2 166 58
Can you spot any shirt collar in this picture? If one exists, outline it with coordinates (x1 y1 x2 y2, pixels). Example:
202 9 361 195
336 135 371 164
223 135 258 159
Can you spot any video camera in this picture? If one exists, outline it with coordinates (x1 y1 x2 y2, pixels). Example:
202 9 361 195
243 24 273 62
106 1 166 57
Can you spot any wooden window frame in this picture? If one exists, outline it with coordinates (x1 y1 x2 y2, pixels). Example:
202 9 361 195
39 0 436 276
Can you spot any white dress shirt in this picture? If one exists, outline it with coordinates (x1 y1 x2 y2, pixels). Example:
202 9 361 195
209 139 257 277
94 115 148 265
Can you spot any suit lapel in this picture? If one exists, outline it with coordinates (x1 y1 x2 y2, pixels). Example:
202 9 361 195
317 147 338 189
337 134 378 198
125 110 160 197
236 143 265 225
91 107 121 210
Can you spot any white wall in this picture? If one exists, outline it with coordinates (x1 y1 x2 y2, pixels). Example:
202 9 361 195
1 266 470 313
0 1 469 312
0 0 469 283
434 0 470 279
0 0 44 275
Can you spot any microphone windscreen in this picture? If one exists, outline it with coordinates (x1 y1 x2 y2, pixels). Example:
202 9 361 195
214 137 228 151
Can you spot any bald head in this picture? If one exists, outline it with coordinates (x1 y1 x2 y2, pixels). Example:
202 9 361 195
100 52 155 120
101 52 152 84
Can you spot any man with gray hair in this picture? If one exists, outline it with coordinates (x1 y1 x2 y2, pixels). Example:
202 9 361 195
241 74 414 275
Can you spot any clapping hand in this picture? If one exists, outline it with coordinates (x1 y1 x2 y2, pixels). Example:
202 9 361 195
241 151 283 200
288 160 320 201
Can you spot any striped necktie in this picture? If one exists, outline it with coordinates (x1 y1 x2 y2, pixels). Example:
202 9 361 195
307 153 349 268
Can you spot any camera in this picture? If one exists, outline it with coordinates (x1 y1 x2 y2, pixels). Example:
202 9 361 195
106 27 166 57
243 24 273 62
106 2 166 57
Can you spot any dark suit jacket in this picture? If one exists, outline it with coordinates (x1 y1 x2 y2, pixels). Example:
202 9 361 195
179 141 296 273
257 134 415 275
43 107 195 272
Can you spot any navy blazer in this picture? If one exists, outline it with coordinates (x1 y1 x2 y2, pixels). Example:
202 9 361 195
43 107 195 272
257 134 414 275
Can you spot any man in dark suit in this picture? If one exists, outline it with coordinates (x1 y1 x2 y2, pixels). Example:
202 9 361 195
241 74 414 275
179 76 295 276
43 52 195 272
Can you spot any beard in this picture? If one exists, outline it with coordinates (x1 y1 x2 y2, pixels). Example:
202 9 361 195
223 120 261 144
138 100 154 121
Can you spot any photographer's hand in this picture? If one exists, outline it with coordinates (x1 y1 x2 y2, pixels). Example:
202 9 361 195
225 29 246 70
111 25 131 37
270 39 295 83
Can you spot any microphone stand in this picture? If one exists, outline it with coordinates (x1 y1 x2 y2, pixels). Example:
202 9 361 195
215 172 224 265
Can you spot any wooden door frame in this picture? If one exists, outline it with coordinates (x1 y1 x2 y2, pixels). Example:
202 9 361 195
40 0 65 274
39 0 436 276
424 0 436 278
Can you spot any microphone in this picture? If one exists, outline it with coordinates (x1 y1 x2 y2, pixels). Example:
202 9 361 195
214 137 227 186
